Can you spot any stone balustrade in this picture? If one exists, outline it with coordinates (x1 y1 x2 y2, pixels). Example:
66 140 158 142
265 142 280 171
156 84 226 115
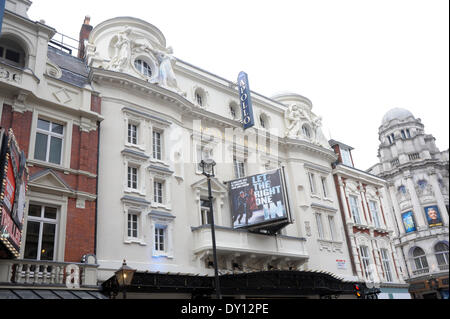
0 259 98 287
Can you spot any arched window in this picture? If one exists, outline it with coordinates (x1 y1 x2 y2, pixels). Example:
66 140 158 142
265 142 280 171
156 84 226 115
259 114 269 129
412 247 429 273
194 88 206 107
435 242 449 267
229 103 238 120
302 124 311 138
0 36 26 68
134 59 152 78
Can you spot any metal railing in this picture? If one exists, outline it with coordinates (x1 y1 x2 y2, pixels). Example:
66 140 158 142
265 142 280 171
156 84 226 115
48 32 80 57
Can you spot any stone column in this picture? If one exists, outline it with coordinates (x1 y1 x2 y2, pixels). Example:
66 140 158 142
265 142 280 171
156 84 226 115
427 168 449 226
404 170 427 229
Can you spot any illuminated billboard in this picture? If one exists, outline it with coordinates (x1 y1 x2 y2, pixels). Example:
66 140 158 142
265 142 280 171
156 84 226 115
0 128 29 258
228 168 292 231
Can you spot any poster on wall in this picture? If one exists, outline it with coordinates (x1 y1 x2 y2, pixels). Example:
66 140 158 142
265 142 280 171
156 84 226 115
401 211 417 233
424 205 443 228
228 168 291 231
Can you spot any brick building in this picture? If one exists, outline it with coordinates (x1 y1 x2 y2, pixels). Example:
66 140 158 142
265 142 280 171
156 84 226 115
0 0 104 298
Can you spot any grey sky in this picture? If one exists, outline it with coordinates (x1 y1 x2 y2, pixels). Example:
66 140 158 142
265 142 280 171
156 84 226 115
28 0 449 169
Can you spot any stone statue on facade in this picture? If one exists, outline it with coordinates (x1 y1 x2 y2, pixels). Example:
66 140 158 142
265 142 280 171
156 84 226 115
285 104 311 138
107 26 133 72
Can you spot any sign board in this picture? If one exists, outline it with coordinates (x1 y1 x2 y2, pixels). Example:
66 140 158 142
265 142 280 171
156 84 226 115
0 128 29 258
336 259 347 270
0 0 5 34
424 205 443 228
237 71 255 130
401 211 416 234
228 168 292 231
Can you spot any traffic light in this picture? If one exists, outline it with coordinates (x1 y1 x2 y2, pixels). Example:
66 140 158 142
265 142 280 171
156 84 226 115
353 284 363 298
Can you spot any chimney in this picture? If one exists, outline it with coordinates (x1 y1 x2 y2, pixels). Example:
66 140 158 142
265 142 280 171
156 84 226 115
78 15 93 59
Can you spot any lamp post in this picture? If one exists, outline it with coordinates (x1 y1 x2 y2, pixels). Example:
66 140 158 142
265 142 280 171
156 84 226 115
115 259 136 299
199 159 222 299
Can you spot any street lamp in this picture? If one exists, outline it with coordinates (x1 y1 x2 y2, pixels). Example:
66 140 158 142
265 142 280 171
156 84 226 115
199 159 222 299
115 259 136 299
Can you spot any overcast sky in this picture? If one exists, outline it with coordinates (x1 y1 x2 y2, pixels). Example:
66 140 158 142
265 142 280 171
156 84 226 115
28 0 449 170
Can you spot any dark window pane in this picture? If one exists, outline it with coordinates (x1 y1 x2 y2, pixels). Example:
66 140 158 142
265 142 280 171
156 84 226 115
44 207 57 220
0 47 4 57
24 221 40 260
5 49 20 63
51 123 64 135
37 119 50 131
49 136 62 164
28 205 42 217
34 133 48 161
40 223 56 261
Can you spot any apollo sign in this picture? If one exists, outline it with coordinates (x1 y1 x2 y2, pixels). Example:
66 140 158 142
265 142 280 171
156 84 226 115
237 71 255 130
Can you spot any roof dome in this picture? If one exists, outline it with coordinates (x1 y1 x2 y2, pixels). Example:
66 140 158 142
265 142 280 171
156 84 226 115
382 108 415 125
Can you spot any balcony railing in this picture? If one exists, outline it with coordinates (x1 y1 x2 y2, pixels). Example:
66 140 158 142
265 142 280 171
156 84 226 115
0 259 98 287
192 225 308 261
412 268 429 276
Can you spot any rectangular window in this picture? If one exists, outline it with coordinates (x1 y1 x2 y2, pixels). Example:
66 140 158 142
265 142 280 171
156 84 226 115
381 249 393 282
369 200 381 228
406 129 411 138
154 226 166 252
200 199 211 225
328 215 336 241
152 131 162 160
349 195 362 224
315 213 324 239
401 130 406 139
127 213 138 238
23 204 58 261
341 148 353 167
127 166 138 189
360 246 373 280
34 119 64 165
154 181 163 204
308 172 317 194
321 177 328 198
127 124 138 145
234 158 246 179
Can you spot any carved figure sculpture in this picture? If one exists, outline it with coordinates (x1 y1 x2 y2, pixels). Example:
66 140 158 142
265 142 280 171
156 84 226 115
285 104 310 138
107 27 133 71
156 47 178 90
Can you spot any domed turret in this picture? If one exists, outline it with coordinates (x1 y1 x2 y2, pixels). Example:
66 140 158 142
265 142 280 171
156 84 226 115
382 108 415 126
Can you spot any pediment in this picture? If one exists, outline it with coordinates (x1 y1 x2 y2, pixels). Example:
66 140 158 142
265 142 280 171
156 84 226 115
191 177 228 194
28 169 75 196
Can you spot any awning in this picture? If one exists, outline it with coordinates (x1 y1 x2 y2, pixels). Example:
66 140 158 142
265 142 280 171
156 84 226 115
102 270 358 298
0 288 107 299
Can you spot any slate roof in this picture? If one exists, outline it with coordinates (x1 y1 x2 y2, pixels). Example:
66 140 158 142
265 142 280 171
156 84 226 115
47 46 90 88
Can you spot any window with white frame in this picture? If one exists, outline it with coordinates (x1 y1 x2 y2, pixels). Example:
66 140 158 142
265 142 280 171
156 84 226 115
380 248 393 282
360 245 373 280
315 213 324 239
0 38 25 67
134 59 152 78
127 123 138 145
127 212 139 239
349 195 362 224
412 247 429 272
308 172 317 195
234 157 246 179
321 176 328 198
435 242 449 266
127 166 138 190
341 148 353 167
154 225 166 253
328 215 336 241
34 118 64 165
23 204 58 261
152 130 163 161
153 180 164 204
200 198 212 225
369 200 382 228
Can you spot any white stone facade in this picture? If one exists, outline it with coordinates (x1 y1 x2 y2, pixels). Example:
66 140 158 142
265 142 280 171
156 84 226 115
368 108 449 298
86 17 357 288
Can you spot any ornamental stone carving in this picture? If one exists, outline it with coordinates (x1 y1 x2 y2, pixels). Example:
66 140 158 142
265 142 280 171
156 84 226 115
103 26 185 95
284 103 329 148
